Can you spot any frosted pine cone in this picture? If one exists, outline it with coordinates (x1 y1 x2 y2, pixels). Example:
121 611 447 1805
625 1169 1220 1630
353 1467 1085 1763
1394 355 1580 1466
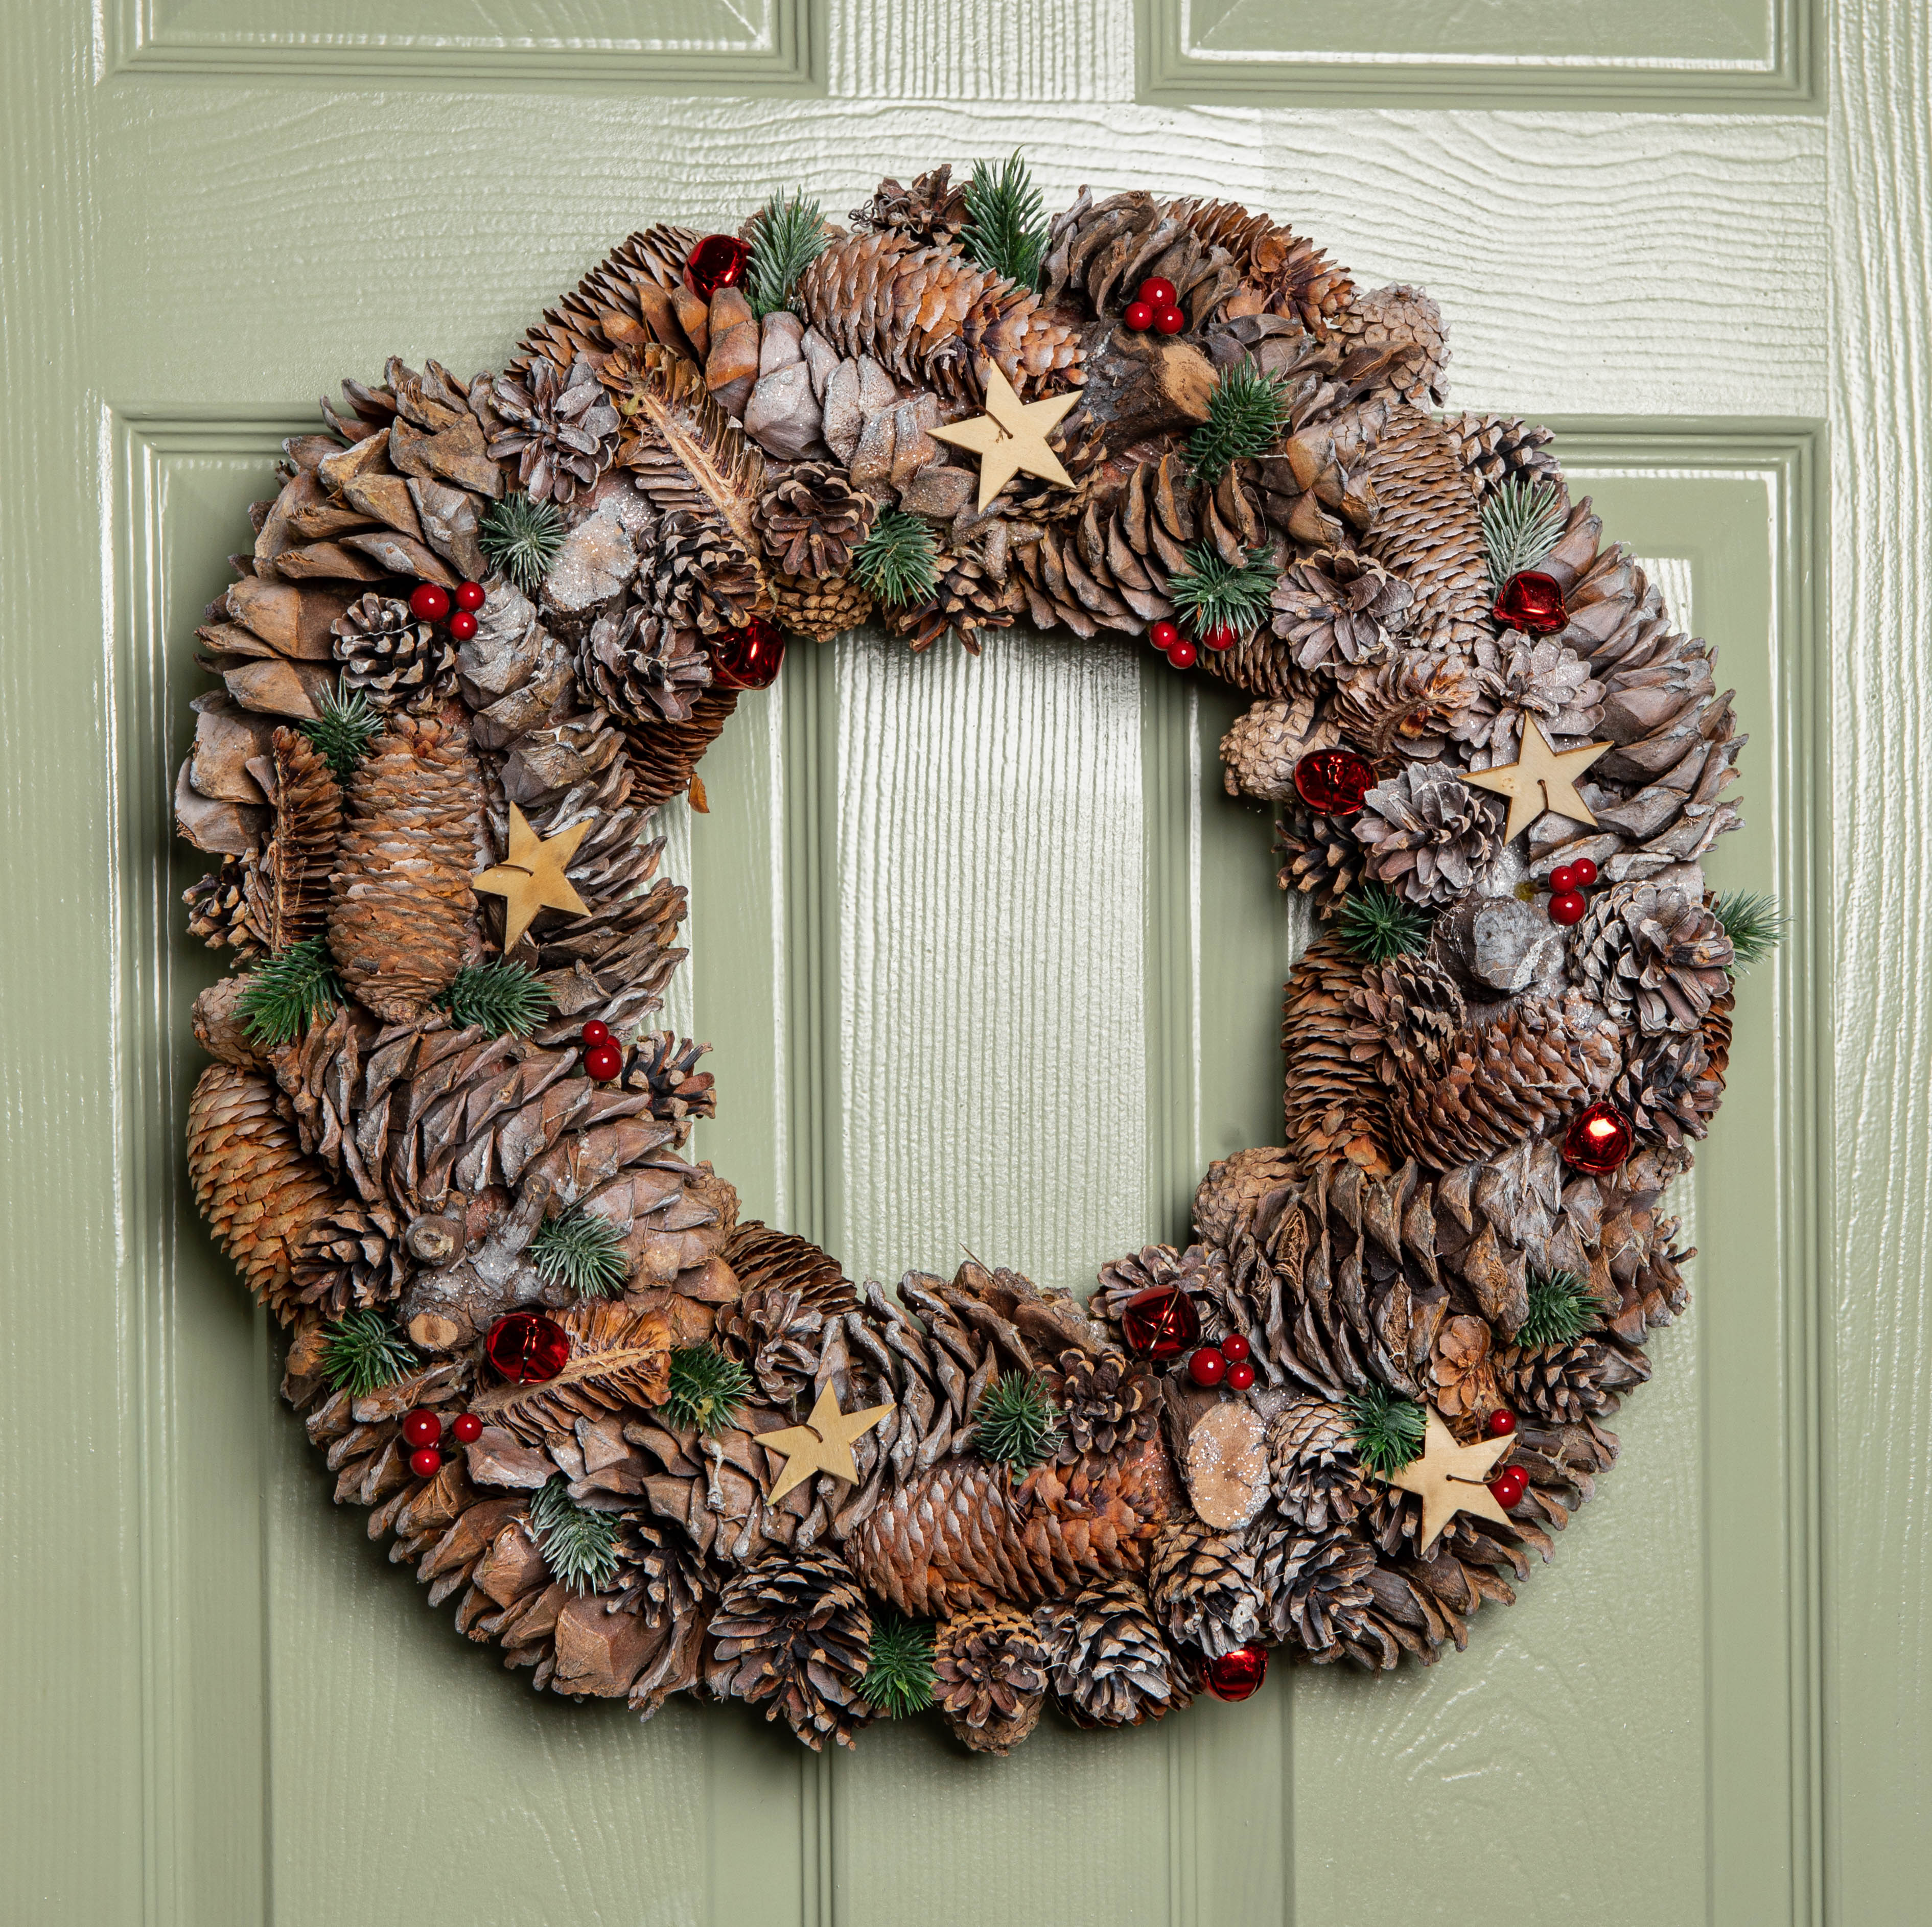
1265 1396 1372 1533
1269 550 1413 674
1572 883 1734 1035
1146 1520 1264 1660
1354 760 1501 905
579 605 712 724
331 592 460 713
1453 635 1604 765
933 1604 1050 1756
1049 1575 1191 1729
1329 651 1477 764
483 355 620 506
756 462 877 578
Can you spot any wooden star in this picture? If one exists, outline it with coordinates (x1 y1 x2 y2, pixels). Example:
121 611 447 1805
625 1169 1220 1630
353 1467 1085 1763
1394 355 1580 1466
1380 1406 1516 1554
1462 716 1612 845
759 1383 895 1505
471 803 592 953
929 362 1080 510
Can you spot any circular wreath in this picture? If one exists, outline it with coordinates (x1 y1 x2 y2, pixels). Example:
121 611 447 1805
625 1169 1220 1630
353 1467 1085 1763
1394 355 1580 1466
176 159 1768 1753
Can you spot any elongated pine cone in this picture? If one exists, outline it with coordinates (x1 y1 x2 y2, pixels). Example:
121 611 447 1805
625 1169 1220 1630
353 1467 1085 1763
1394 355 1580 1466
1050 1574 1192 1729
933 1603 1050 1755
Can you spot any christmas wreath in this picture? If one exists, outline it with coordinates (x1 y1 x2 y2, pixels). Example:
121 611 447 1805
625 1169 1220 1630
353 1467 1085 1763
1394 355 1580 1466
176 157 1776 1752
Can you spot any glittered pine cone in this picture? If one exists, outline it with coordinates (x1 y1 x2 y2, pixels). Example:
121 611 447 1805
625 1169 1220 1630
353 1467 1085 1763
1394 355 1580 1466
1572 882 1735 1036
771 571 872 641
1146 1519 1264 1660
1269 549 1413 675
1049 1575 1192 1729
755 461 877 578
1265 1396 1372 1533
483 354 620 506
1252 1524 1378 1659
330 592 460 713
580 605 713 725
1329 651 1477 764
1452 635 1604 766
933 1603 1050 1756
850 165 971 246
1053 1348 1161 1461
1353 760 1502 906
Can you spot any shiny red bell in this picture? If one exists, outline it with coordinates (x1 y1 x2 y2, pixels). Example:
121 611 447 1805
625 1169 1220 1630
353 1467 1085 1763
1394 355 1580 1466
1493 570 1567 636
1121 1284 1200 1361
709 616 786 691
1203 1643 1268 1702
683 233 750 299
1293 747 1377 817
1561 1101 1634 1174
483 1311 570 1384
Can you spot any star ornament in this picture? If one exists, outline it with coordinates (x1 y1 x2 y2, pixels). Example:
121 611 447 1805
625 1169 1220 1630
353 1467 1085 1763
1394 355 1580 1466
1380 1406 1517 1553
929 362 1080 511
1462 717 1612 845
471 803 592 953
759 1383 895 1505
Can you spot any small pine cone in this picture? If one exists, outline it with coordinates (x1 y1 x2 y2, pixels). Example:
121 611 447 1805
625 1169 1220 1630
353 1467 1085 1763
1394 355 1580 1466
1354 760 1501 906
1219 686 1334 804
1269 550 1414 675
706 1545 873 1751
482 355 620 506
294 1197 407 1314
712 1283 831 1403
1572 883 1735 1036
1493 1334 1649 1425
325 714 481 1023
1194 1146 1299 1248
1453 636 1604 766
1275 807 1367 919
1265 1396 1372 1532
1613 1008 1729 1149
1092 1242 1229 1328
186 1063 339 1324
1330 651 1479 765
1054 1349 1161 1461
1252 1525 1377 1659
771 570 872 641
934 1603 1050 1756
625 1031 716 1128
850 166 970 247
580 605 713 725
755 461 877 578
886 549 1017 656
610 1512 711 1718
622 683 739 813
1049 1575 1192 1729
1429 1314 1498 1426
1146 1519 1264 1660
1334 284 1450 407
330 592 459 713
191 974 264 1069
1443 412 1563 500
183 859 262 955
640 509 764 637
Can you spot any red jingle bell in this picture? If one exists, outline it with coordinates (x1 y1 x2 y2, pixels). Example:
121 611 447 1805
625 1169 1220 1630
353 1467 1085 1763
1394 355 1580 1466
454 580 487 613
1152 304 1186 336
484 1311 570 1384
409 582 451 623
1203 1643 1268 1703
1293 747 1377 817
1225 1360 1255 1391
400 1409 440 1448
684 233 751 299
1124 300 1155 332
1485 1408 1517 1438
449 610 478 642
1166 638 1198 669
584 1042 623 1082
1562 1101 1634 1174
1220 1332 1251 1364
1548 889 1587 926
1122 1284 1200 1362
1148 620 1181 652
408 1447 444 1479
1570 856 1599 886
1188 1346 1227 1388
1493 570 1567 636
1489 1464 1529 1509
581 1019 612 1047
710 616 786 691
451 1413 483 1444
1137 276 1178 309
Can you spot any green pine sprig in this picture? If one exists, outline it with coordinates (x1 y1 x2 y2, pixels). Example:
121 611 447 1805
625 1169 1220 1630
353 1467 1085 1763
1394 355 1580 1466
1346 1382 1426 1476
528 1205 630 1300
1519 1267 1600 1349
746 187 828 319
1336 885 1431 964
1167 542 1279 645
436 960 554 1039
1188 365 1293 487
863 1614 937 1719
1480 480 1567 587
663 1345 753 1438
319 1310 417 1400
962 150 1050 289
528 1473 621 1594
479 491 566 592
852 508 940 607
973 1370 1063 1474
301 685 381 783
237 937 342 1047
1713 889 1785 970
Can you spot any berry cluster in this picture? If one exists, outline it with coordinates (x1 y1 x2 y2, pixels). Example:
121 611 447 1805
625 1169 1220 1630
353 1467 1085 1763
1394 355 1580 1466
580 1018 621 1083
408 577 487 642
1544 854 1599 927
1186 1330 1255 1391
1488 1464 1529 1508
400 1405 484 1480
1122 275 1187 337
1147 617 1233 672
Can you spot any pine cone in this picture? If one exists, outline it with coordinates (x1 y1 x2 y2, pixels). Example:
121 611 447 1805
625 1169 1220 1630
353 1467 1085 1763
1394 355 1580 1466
1252 1525 1377 1659
850 166 971 246
622 683 739 813
1165 197 1353 334
1265 1396 1372 1532
1053 1349 1161 1461
191 974 263 1069
637 509 763 638
1334 285 1450 407
624 1032 715 1130
1354 760 1501 906
723 1219 855 1314
755 461 877 578
1453 636 1604 765
1282 931 1392 1178
294 1196 406 1315
1493 1334 1649 1425
482 356 620 506
184 859 261 955
1269 550 1413 674
1275 807 1369 919
1330 651 1478 764
1360 407 1491 651
1092 1242 1230 1327
1220 687 1336 803
706 1545 873 1750
186 1063 339 1324
1429 1314 1498 1425
771 571 871 641
1572 883 1734 1035
712 1284 833 1403
330 592 459 713
579 604 713 725
1039 189 1242 325
885 546 1017 655
1613 1010 1729 1149
610 1511 712 1718
1444 412 1562 500
325 714 480 1022
933 1603 1050 1755
1049 1574 1192 1728
516 223 702 372
1146 1519 1264 1659
1194 1146 1298 1248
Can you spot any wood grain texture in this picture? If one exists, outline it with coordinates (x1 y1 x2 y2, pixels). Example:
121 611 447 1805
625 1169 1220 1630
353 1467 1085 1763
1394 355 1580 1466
829 0 1135 101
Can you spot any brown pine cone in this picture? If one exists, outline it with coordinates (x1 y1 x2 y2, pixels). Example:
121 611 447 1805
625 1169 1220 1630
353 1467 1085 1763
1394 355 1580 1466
1165 197 1354 334
850 166 970 246
183 859 261 955
712 1284 832 1404
706 1545 872 1751
1453 636 1604 765
515 223 703 371
1334 284 1450 407
1443 412 1563 500
331 592 459 713
885 547 1017 655
609 1512 711 1718
1039 189 1242 326
1092 1242 1230 1328
624 1032 715 1129
756 462 878 577
622 683 739 813
1252 1525 1377 1659
1354 760 1501 906
1194 1146 1298 1248
1493 1334 1649 1425
771 571 872 641
191 974 264 1069
1330 650 1478 764
1265 1396 1372 1532
580 604 713 724
1275 807 1369 919
637 509 764 637
1049 1574 1192 1728
1429 1314 1498 1425
1613 1013 1729 1148
1360 407 1492 652
1053 1349 1160 1461
1282 930 1392 1178
482 355 620 506
1219 686 1335 803
1146 1519 1264 1659
294 1196 407 1315
1269 550 1413 675
722 1220 856 1315
933 1603 1050 1755
1572 883 1734 1036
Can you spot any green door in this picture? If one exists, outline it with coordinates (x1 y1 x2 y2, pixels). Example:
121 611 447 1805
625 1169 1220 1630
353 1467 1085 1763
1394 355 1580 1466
2 3 1920 1922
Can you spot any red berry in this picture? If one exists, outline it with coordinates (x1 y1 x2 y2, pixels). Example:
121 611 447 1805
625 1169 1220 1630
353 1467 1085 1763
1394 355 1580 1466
581 1019 612 1047
1203 1642 1267 1702
1225 1360 1256 1391
1138 277 1178 308
408 1447 443 1479
449 610 478 642
1570 857 1599 887
1492 570 1567 636
1166 639 1198 669
684 233 750 299
1562 1100 1634 1174
1488 1464 1529 1509
1219 1332 1251 1364
400 1409 440 1448
1122 1285 1200 1361
1548 865 1578 894
483 1311 570 1383
1124 300 1155 332
451 1413 483 1444
1294 748 1378 817
408 583 450 623
1148 619 1181 651
1152 304 1186 336
1203 623 1236 652
1548 889 1587 926
584 1042 623 1082
1485 1408 1517 1438
454 580 487 612
1188 1346 1228 1388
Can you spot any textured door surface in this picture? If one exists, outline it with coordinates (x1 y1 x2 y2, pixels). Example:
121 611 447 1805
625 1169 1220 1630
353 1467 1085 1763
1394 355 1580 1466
3 4 1925 1924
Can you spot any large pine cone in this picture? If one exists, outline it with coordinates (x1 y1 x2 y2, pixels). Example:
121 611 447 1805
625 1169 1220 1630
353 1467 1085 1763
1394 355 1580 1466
1453 636 1604 765
933 1603 1050 1756
324 714 480 1022
1219 686 1335 803
579 604 712 724
850 166 970 246
1354 760 1501 906
1049 1574 1192 1728
1146 1519 1264 1660
1282 931 1392 1179
706 1545 873 1751
1444 412 1562 500
482 355 620 506
771 570 871 641
1572 883 1734 1035
1040 189 1242 326
1266 1396 1372 1532
1270 550 1413 675
756 462 877 577
1166 197 1353 334
331 592 459 713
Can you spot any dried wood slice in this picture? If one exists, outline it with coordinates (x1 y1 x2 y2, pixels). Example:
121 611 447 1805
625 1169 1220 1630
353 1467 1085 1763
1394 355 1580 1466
1182 1400 1270 1532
